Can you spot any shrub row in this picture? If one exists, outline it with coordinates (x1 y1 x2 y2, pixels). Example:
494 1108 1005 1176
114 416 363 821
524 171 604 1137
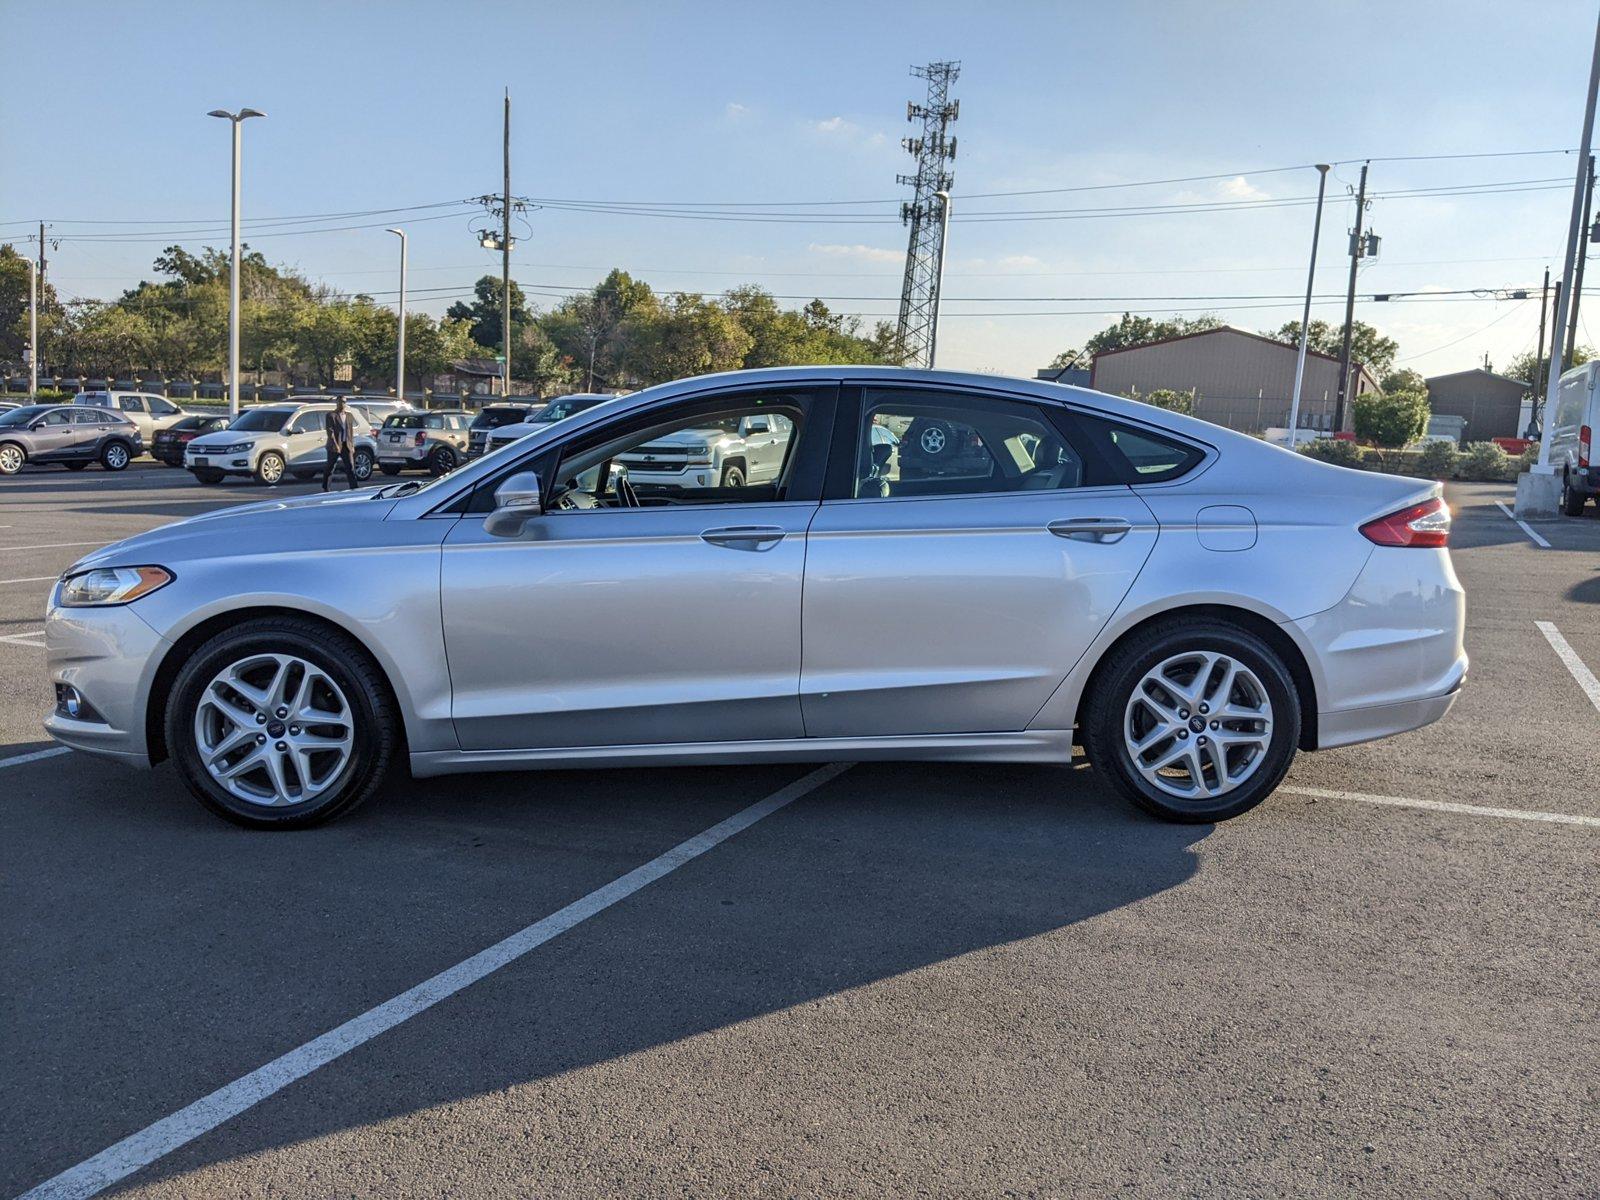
1297 438 1533 482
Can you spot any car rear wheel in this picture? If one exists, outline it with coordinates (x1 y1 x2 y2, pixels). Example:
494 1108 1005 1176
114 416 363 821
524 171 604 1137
100 441 132 471
165 617 399 829
255 451 285 485
1562 475 1587 517
379 462 404 476
353 448 375 481
428 447 457 476
0 443 26 475
1084 620 1300 823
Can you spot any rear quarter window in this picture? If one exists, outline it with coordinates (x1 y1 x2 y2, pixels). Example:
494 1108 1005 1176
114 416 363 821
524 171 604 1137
1072 412 1205 484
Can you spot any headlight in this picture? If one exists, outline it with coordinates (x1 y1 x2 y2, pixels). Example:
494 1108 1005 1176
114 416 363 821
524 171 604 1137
58 566 173 607
214 441 254 455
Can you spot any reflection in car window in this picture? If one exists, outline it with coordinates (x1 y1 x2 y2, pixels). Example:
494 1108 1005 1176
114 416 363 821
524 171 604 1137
1072 413 1204 484
854 389 1084 499
230 407 294 432
0 405 50 426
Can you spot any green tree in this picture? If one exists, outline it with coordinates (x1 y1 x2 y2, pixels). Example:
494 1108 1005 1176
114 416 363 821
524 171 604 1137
1504 346 1593 385
1352 389 1429 448
0 243 62 367
446 276 530 354
1126 387 1195 415
620 293 752 384
1272 318 1399 377
1077 312 1225 358
1380 367 1426 394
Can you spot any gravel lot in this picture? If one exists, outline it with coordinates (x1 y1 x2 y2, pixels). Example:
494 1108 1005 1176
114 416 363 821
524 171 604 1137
2 464 1596 1198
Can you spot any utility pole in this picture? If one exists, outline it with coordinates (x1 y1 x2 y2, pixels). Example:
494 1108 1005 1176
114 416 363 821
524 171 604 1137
1334 162 1370 433
502 88 512 399
387 228 407 404
1566 153 1596 365
1287 164 1332 448
1534 267 1551 427
894 61 960 368
27 255 37 397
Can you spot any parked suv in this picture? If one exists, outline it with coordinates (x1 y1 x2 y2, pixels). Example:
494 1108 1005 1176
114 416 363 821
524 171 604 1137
483 394 617 455
377 411 472 476
183 403 378 485
1550 361 1600 516
466 402 543 459
72 391 191 444
616 411 793 491
0 404 143 474
151 414 232 466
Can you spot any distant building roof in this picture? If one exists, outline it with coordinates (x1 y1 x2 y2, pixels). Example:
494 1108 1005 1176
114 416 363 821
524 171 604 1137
1424 367 1530 390
450 358 503 378
1089 324 1379 392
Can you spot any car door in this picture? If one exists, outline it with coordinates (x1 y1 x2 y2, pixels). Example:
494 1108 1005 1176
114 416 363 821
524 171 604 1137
284 408 327 468
29 408 82 461
72 408 115 457
799 384 1160 738
439 386 833 751
114 395 151 439
145 394 183 432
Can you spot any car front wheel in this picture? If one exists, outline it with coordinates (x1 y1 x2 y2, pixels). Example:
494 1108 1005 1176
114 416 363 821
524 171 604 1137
0 443 25 475
255 451 286 485
1084 620 1300 823
165 617 398 828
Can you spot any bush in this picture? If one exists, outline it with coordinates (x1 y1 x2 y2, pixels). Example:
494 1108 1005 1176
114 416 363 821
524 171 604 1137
1457 440 1511 482
1516 443 1541 474
1414 440 1459 479
1299 437 1366 468
1352 389 1430 448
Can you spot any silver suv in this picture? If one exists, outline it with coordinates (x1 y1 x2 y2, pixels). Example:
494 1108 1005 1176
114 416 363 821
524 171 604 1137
377 411 472 476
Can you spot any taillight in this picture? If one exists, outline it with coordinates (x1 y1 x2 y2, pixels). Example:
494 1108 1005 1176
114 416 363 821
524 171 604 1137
1580 425 1591 468
1360 497 1450 548
414 431 426 447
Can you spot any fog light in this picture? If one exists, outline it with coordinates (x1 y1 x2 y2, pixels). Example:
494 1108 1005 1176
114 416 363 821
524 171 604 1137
54 684 103 722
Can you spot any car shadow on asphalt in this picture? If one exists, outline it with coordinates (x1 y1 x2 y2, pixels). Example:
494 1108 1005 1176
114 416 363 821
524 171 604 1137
3 758 1207 1194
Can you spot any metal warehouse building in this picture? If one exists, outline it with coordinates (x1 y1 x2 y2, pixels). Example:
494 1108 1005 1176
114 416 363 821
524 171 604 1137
1423 368 1529 442
1089 327 1377 435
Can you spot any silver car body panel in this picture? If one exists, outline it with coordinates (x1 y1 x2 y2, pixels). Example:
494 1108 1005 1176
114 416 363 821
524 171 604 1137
41 365 1466 776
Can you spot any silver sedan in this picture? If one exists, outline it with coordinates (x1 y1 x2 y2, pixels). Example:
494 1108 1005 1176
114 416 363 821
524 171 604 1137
42 367 1466 828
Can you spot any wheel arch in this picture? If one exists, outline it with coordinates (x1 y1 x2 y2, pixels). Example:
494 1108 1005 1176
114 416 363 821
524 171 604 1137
145 604 407 765
1070 602 1322 752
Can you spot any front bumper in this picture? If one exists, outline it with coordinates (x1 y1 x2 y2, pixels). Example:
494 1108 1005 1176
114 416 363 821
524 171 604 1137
185 448 257 475
41 600 168 766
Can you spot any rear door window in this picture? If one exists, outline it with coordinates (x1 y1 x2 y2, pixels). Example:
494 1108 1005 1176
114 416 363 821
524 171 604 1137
1070 413 1205 484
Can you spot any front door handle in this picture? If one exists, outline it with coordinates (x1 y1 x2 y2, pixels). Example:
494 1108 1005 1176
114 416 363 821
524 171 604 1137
1048 517 1133 544
701 525 786 551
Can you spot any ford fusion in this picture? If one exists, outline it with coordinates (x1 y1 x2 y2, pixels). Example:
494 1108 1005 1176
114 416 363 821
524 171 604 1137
43 367 1465 829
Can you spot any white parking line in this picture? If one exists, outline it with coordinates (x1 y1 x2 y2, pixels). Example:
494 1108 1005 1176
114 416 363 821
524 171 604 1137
16 761 855 1200
1535 620 1600 716
1279 784 1600 827
0 575 59 586
0 540 107 552
1494 501 1553 548
0 746 71 769
0 630 46 647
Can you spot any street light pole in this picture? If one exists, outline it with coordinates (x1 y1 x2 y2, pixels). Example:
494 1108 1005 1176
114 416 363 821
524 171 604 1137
929 190 952 368
27 254 37 397
387 228 407 404
207 107 265 417
1287 164 1331 449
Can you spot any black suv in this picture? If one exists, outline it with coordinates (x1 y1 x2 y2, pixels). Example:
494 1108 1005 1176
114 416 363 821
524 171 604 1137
466 402 543 459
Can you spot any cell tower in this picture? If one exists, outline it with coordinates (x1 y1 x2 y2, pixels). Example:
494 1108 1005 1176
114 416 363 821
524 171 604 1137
895 60 960 367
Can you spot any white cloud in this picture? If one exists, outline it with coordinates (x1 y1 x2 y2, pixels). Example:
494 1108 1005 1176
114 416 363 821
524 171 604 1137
810 116 851 134
1218 175 1269 200
805 116 888 148
998 254 1043 269
725 102 750 120
808 242 903 263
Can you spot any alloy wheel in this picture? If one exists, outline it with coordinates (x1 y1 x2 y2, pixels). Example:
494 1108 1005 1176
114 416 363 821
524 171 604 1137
0 445 22 474
1123 650 1274 801
103 444 129 469
193 653 355 807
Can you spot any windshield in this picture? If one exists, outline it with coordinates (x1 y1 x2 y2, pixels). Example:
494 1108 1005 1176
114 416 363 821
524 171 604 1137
229 407 293 432
0 405 50 426
533 396 608 424
470 407 532 430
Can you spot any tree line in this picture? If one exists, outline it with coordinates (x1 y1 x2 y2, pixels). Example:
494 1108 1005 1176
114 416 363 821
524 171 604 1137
0 243 900 393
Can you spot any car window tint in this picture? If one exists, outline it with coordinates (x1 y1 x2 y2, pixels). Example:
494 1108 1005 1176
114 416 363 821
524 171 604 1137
119 397 143 413
148 396 179 414
854 388 1085 499
1072 412 1204 484
44 409 73 426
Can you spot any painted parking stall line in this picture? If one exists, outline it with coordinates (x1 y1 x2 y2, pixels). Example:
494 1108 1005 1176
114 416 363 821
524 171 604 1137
0 746 71 769
17 762 855 1200
1536 620 1600 717
0 541 108 553
1279 784 1600 828
1494 501 1553 548
0 629 46 647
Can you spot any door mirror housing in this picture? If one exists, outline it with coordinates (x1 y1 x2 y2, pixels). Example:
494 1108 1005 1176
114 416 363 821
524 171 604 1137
484 470 543 537
742 417 771 435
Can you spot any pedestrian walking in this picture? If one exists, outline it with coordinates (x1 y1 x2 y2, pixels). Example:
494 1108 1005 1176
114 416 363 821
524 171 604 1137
322 397 357 491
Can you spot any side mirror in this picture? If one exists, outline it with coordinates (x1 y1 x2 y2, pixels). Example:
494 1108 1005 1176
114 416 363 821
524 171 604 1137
484 470 543 537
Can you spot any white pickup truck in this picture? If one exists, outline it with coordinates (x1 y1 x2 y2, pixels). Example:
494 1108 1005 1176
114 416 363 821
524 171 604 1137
616 412 793 490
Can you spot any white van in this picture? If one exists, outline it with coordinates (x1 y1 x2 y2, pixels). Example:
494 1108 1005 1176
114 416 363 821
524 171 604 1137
1549 362 1599 516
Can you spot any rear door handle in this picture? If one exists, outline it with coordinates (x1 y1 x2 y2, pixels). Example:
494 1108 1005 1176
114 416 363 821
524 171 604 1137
1048 517 1133 544
701 525 786 551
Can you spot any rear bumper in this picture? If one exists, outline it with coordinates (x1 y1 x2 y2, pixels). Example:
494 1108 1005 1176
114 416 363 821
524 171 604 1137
1316 665 1466 749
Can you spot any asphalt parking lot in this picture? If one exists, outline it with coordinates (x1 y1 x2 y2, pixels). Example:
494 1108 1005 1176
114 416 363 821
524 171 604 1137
2 463 1596 1198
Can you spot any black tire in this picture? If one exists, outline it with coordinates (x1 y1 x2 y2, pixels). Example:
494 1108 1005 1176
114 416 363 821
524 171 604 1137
353 448 374 481
192 468 225 485
64 461 90 471
428 447 457 477
379 462 404 477
1084 619 1301 823
719 463 746 489
255 451 286 486
165 617 399 829
1562 475 1587 517
100 441 132 471
291 471 315 482
0 442 24 475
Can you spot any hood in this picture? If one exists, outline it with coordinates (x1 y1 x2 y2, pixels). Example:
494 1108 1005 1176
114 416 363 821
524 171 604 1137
188 429 269 450
63 489 398 576
630 427 728 450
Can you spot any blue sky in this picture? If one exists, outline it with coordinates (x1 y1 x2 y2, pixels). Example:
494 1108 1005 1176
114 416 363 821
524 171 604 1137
3 0 1598 377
